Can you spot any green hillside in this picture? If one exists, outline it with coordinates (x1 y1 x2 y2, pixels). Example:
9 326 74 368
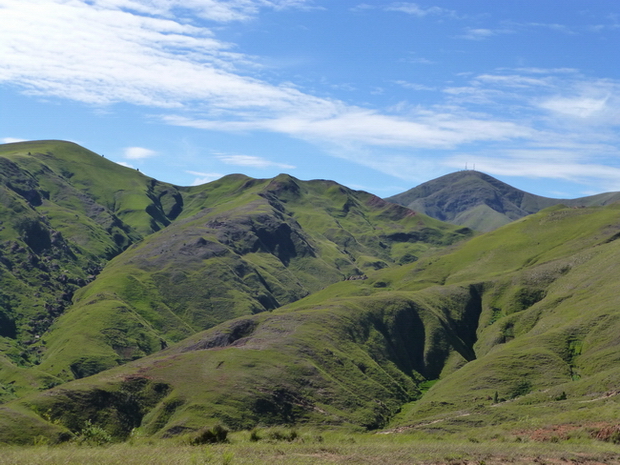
0 140 470 400
37 173 471 382
4 202 620 443
4 140 620 446
0 141 184 401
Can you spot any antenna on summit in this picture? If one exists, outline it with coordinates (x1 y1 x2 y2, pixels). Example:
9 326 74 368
465 162 468 170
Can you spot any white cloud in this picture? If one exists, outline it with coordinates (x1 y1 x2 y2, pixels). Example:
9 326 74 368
466 158 620 192
124 146 158 159
474 74 552 88
2 0 620 194
1 137 27 143
216 154 295 169
456 27 515 40
186 170 224 185
0 0 317 108
539 96 608 119
165 110 534 151
385 2 455 17
394 80 436 91
115 161 135 168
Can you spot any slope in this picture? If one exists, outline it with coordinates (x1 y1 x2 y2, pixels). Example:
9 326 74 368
5 203 620 443
36 173 472 382
0 140 183 401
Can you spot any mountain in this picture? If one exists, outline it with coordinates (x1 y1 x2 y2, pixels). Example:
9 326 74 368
5 201 620 443
4 140 620 444
387 170 620 231
0 140 184 400
0 140 470 403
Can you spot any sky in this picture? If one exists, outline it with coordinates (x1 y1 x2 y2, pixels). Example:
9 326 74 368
1 1 620 198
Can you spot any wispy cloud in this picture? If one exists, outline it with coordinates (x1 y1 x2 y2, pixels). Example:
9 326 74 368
186 170 224 185
526 22 574 34
0 0 314 108
165 111 533 151
115 161 136 169
456 27 513 40
216 153 295 169
394 80 437 91
124 147 158 159
354 2 457 18
445 149 620 193
1 137 28 144
385 2 456 18
2 0 620 194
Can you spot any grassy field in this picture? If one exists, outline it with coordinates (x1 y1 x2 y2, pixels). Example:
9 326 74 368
2 429 620 465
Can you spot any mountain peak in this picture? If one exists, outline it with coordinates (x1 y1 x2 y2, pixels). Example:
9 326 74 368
387 171 557 232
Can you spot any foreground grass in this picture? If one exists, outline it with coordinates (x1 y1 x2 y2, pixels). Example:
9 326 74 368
2 431 620 465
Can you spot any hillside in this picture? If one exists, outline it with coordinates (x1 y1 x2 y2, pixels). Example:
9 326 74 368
4 140 620 445
0 140 470 401
4 202 620 443
0 141 183 400
387 170 620 231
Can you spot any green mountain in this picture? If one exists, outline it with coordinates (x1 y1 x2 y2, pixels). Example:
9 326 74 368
5 201 620 443
0 140 184 400
387 170 620 231
4 140 620 445
0 140 469 405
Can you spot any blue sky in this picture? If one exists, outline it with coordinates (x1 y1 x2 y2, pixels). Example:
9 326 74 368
1 1 619 198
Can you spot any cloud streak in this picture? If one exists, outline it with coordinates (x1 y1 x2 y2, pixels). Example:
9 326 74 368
216 153 295 169
124 147 158 159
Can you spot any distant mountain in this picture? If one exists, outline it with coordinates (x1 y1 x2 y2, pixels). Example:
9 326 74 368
387 170 620 231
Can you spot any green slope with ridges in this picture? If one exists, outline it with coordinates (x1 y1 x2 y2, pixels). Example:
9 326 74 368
0 283 483 442
4 203 620 442
36 172 471 382
0 140 182 395
6 140 620 444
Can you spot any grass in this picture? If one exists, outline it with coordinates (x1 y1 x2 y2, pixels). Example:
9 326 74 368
9 201 620 440
1 430 619 465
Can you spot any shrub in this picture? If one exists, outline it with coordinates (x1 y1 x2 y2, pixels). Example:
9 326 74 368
266 428 299 442
249 428 262 442
189 424 229 445
554 391 567 401
74 419 113 446
509 380 532 399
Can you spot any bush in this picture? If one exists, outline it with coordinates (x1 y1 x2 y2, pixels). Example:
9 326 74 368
74 419 113 446
554 391 567 401
189 424 229 445
249 428 262 442
510 380 532 399
266 428 299 442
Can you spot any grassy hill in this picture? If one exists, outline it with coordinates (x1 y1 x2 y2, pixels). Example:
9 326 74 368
36 173 471 382
387 170 620 231
4 140 620 445
0 140 470 402
4 202 620 443
0 140 185 401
